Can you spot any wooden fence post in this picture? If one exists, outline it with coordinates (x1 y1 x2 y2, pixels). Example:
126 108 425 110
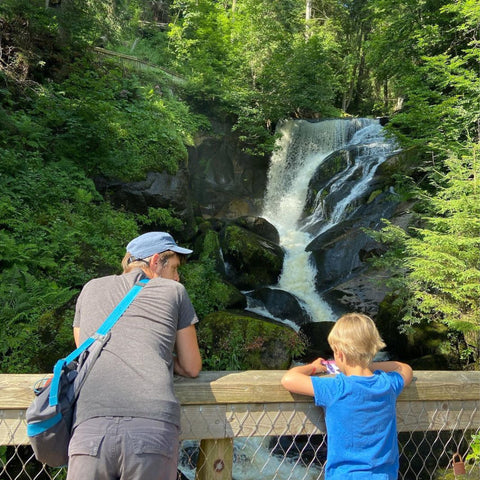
195 438 233 480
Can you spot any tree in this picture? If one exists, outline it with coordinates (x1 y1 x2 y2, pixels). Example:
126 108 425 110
168 0 342 153
366 0 480 367
405 150 480 365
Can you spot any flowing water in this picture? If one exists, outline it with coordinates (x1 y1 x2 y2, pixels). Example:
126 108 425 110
254 118 396 324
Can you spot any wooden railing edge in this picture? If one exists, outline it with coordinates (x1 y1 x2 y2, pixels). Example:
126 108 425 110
0 370 479 409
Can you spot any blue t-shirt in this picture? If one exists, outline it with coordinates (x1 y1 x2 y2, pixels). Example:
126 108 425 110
312 371 404 480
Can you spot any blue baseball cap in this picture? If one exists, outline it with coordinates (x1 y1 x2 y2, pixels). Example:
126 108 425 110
126 232 192 259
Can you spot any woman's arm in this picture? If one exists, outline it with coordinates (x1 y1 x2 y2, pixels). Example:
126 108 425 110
371 360 413 387
73 327 80 347
174 324 202 378
281 358 327 396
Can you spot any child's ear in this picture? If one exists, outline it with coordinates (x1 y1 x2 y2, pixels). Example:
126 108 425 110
335 348 345 362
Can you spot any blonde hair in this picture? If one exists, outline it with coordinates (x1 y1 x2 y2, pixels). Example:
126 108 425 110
122 252 151 273
327 313 386 368
122 251 185 274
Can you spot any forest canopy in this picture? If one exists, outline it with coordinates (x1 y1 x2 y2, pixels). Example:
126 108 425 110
0 0 478 372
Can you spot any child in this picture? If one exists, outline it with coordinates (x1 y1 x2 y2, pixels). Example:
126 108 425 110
281 312 413 480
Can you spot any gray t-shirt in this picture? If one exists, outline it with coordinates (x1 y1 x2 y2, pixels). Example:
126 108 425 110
72 269 198 427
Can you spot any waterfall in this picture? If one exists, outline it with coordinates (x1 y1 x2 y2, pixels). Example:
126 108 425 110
260 118 396 323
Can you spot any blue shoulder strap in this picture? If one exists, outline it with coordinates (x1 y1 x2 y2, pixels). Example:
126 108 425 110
49 278 149 407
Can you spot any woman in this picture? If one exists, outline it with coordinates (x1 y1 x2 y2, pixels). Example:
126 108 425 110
68 231 202 480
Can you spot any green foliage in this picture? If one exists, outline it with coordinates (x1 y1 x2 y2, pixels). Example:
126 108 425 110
362 0 480 369
0 151 141 371
466 433 480 464
136 207 185 233
180 259 231 318
404 152 480 352
28 61 199 179
0 268 75 373
0 1 207 373
168 0 344 154
368 148 480 367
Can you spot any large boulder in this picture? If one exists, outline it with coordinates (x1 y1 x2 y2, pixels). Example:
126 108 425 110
306 191 399 292
220 223 284 290
197 310 306 370
234 216 280 244
317 200 420 317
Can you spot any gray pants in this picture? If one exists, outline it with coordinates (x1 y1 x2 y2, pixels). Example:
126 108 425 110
67 417 180 480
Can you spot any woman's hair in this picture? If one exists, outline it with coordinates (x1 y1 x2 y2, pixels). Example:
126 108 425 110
122 251 186 274
122 252 149 273
327 313 386 367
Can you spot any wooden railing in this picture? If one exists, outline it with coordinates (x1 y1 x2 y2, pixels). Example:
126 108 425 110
93 47 186 84
1 371 479 479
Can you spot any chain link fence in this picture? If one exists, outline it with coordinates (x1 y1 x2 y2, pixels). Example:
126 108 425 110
1 371 479 479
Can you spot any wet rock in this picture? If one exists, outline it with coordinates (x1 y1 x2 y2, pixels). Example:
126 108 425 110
247 287 312 326
233 216 280 244
307 191 399 292
299 321 336 362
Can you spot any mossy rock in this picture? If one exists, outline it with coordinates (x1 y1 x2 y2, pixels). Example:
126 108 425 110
197 310 306 370
220 224 284 290
375 148 421 180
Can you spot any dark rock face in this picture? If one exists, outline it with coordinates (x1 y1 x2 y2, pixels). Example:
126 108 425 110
301 150 420 316
95 169 191 215
187 121 269 218
94 167 196 238
299 321 336 362
247 287 312 326
94 120 269 238
307 191 399 292
298 147 418 316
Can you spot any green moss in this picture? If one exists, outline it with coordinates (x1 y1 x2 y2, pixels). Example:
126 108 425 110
224 225 282 269
197 311 307 370
367 189 383 204
200 229 221 261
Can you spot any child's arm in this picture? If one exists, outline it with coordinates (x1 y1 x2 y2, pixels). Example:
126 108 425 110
371 360 413 387
281 358 327 396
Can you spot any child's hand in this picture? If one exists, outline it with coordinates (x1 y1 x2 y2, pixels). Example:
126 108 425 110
311 357 328 374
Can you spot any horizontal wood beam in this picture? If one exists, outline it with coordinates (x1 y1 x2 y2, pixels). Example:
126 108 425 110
0 371 479 409
0 371 479 446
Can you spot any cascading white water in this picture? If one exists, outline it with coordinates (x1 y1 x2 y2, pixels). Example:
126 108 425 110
261 118 376 323
303 121 397 235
